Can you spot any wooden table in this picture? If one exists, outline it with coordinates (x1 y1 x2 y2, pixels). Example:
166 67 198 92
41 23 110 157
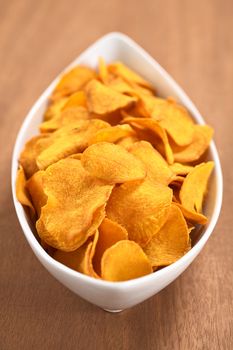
1 0 232 348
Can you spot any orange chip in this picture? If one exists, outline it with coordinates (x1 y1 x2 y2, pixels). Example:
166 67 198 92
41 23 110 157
106 180 172 247
122 116 174 164
62 91 87 111
169 175 185 186
81 142 146 184
174 202 208 225
36 158 113 251
19 134 51 178
53 239 92 273
108 62 154 91
43 97 68 121
82 231 100 278
51 66 96 101
129 141 173 185
172 125 213 163
85 79 137 115
37 119 110 170
169 162 194 176
138 96 194 146
26 170 47 216
88 124 135 145
101 240 152 281
144 204 191 267
16 166 35 216
40 107 91 133
93 218 128 275
98 57 110 84
116 135 139 149
180 161 214 213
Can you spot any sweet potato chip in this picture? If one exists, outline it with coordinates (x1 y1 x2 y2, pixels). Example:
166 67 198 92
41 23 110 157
172 125 213 163
37 119 110 170
53 240 92 273
81 142 146 184
108 62 154 91
144 204 191 267
174 202 208 225
98 57 110 84
82 231 100 278
106 180 172 247
180 161 214 213
138 96 194 146
169 162 194 175
16 166 35 216
129 141 173 185
43 97 68 121
93 218 128 275
85 79 137 115
36 158 113 251
19 134 51 178
62 91 87 110
26 170 47 216
40 107 91 133
116 135 139 149
51 66 96 101
101 240 152 281
122 116 174 164
88 124 135 145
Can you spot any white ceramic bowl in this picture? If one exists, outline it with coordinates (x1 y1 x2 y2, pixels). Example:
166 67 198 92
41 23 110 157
11 32 223 312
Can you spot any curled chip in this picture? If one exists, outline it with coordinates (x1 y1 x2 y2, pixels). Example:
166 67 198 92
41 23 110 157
122 116 174 164
16 166 35 216
81 142 146 184
36 158 113 251
51 66 96 101
88 124 135 145
98 57 110 84
169 175 185 186
62 91 87 110
85 79 137 115
101 240 152 281
37 119 110 170
106 180 172 247
26 170 47 216
53 240 92 273
169 162 194 176
129 141 173 185
19 134 51 178
40 107 91 133
144 204 191 267
174 202 208 225
108 61 154 91
172 125 213 163
44 97 68 121
180 161 214 213
138 96 194 146
82 231 100 278
93 218 128 275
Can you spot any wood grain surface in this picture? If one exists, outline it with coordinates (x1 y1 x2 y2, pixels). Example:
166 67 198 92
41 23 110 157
0 0 232 349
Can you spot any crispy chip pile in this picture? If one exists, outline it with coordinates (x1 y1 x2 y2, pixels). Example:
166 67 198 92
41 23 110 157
16 59 214 281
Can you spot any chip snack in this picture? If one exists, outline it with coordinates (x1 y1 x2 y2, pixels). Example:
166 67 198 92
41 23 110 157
81 142 146 184
93 218 128 275
144 204 191 267
16 59 214 282
101 240 153 281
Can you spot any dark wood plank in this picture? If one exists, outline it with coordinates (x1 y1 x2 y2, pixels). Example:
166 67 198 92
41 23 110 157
0 0 232 349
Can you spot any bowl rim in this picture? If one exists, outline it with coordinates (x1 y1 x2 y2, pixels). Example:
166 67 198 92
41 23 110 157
11 32 223 290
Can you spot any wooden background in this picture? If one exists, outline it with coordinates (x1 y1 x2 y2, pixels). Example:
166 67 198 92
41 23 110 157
0 0 232 349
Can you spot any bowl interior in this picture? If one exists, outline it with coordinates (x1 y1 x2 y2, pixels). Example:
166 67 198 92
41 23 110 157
11 32 222 284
